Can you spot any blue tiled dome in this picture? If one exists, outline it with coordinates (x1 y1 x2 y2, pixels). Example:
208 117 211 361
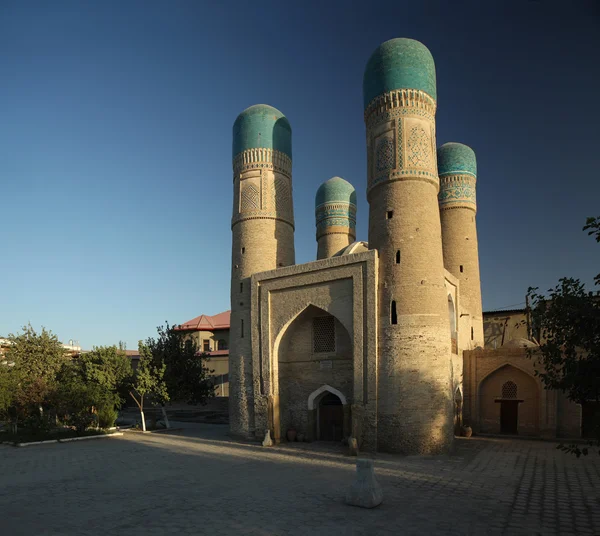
315 177 357 208
437 143 477 177
232 104 292 159
363 38 437 110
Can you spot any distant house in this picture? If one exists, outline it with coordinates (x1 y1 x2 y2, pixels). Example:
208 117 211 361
175 311 230 397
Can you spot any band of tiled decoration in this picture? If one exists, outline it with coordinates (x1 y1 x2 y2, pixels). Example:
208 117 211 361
437 142 477 210
315 203 357 236
233 148 292 177
315 177 357 236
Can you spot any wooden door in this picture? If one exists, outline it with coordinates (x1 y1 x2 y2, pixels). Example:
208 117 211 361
500 401 519 434
582 402 600 439
319 393 343 441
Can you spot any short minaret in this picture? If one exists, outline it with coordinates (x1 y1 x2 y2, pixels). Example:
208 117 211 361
229 104 295 438
315 177 357 259
363 38 453 454
438 142 484 347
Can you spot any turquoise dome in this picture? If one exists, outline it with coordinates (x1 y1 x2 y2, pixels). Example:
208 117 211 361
363 38 437 109
437 143 477 177
315 177 357 208
232 104 292 159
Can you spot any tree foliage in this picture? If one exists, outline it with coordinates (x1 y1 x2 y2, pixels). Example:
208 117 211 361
527 216 600 456
143 322 214 406
2 324 69 430
76 344 132 405
128 342 168 431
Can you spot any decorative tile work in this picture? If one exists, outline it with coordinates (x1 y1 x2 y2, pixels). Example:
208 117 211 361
240 183 260 212
270 175 293 223
438 174 477 209
315 201 357 237
233 148 292 177
365 101 435 129
407 125 432 168
376 137 395 172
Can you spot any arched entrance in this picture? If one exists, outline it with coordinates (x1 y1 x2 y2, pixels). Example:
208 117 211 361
274 305 353 442
478 365 539 435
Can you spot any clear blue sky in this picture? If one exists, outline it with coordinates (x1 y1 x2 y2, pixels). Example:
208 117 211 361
1 1 599 349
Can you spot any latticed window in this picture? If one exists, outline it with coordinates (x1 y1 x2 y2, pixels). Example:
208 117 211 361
502 381 517 399
313 316 335 353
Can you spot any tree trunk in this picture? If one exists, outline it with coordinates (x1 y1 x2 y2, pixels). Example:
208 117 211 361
140 410 147 432
160 405 171 429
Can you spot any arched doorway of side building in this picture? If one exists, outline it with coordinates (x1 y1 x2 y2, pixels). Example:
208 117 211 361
478 364 539 436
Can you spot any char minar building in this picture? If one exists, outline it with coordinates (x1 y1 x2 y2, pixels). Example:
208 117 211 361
227 38 484 454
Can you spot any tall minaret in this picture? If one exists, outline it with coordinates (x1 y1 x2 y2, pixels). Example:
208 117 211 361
315 176 357 259
438 143 484 347
229 104 295 438
363 38 453 454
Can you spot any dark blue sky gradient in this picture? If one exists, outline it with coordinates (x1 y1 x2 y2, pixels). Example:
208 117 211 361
1 1 599 349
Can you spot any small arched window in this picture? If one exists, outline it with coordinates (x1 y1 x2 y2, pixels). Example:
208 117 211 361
448 295 456 334
395 250 400 264
502 381 517 399
391 300 398 325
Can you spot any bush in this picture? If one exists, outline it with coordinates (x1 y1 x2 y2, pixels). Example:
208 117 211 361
97 406 118 428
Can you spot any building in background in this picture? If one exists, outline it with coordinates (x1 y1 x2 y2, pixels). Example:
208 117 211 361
175 311 230 397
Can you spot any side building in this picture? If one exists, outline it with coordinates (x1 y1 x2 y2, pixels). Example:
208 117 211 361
462 308 597 439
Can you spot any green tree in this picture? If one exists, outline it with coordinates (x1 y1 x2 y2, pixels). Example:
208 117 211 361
128 342 168 432
77 344 132 405
527 216 600 456
53 363 120 433
4 324 68 432
142 322 214 427
0 363 20 433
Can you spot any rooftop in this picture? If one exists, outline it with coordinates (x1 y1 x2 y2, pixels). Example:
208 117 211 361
176 310 231 331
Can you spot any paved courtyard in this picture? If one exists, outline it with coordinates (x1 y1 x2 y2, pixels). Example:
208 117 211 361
1 424 599 536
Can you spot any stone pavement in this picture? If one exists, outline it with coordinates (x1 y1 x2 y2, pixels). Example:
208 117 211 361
1 423 599 535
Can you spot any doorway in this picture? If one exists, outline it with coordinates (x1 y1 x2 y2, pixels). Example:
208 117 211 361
500 400 519 434
319 392 343 441
582 402 600 439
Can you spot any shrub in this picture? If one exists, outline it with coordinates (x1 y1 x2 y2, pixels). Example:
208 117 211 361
97 406 118 428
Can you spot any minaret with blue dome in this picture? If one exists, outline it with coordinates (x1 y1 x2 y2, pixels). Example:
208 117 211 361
315 177 357 259
438 142 484 348
229 104 295 439
363 38 453 454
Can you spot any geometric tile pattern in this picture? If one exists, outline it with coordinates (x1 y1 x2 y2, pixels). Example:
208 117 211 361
407 125 431 168
240 183 260 212
376 137 395 172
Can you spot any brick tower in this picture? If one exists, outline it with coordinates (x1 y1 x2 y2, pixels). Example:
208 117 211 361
315 176 357 259
363 38 453 454
438 142 484 347
229 104 295 438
